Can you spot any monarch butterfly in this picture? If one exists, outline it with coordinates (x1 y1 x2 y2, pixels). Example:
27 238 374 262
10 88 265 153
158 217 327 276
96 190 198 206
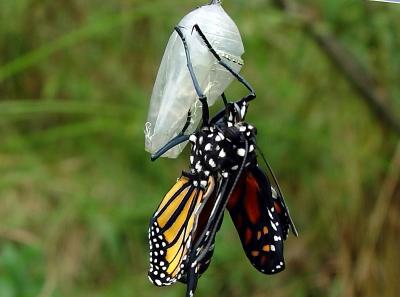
148 25 298 297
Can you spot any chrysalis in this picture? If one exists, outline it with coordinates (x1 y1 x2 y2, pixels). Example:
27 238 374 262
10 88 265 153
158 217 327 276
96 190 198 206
145 1 244 158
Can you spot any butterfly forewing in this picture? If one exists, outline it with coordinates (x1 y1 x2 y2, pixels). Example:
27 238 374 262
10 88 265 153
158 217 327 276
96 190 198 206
148 175 215 286
227 166 286 274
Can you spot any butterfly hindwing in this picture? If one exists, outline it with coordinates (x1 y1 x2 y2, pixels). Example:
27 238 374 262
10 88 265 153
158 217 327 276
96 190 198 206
227 165 286 274
258 148 298 238
271 186 293 240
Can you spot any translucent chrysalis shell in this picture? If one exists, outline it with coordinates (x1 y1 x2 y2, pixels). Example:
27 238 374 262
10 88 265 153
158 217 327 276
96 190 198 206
145 2 244 158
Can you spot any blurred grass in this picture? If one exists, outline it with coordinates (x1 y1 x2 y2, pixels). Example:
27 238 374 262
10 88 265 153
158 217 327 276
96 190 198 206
0 1 399 297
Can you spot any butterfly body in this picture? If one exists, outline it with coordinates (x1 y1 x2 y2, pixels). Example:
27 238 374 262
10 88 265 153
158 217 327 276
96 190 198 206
188 101 256 185
148 101 255 286
148 99 296 295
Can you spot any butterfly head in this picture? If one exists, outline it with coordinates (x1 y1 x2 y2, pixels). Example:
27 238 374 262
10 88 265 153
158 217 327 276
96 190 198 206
225 100 249 125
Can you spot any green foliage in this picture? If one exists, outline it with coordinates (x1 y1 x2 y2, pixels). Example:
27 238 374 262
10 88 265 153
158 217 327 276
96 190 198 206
0 1 399 297
0 244 44 297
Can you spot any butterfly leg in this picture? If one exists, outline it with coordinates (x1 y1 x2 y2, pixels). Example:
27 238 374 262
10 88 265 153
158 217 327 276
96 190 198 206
221 93 228 106
175 26 210 126
151 134 190 161
209 93 229 125
150 109 192 161
191 24 256 103
181 110 192 135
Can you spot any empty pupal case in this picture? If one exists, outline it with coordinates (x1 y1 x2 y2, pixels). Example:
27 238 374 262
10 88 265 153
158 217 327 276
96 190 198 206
145 1 244 158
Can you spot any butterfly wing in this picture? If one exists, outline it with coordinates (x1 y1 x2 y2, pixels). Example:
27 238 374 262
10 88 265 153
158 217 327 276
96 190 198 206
180 177 234 297
148 174 216 286
271 186 295 240
178 180 223 284
148 175 219 286
227 165 288 274
257 146 298 238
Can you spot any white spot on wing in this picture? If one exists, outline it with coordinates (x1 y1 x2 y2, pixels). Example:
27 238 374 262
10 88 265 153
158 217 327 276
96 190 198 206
271 221 278 231
268 210 273 220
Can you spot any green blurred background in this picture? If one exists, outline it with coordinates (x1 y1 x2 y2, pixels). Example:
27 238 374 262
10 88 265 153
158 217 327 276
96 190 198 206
1 1 399 297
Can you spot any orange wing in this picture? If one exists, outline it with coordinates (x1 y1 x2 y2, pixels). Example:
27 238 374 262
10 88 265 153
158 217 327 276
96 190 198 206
227 166 287 274
148 175 215 286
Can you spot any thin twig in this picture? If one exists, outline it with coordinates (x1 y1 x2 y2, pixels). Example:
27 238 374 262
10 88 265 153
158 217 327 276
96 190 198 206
305 25 400 135
270 0 400 136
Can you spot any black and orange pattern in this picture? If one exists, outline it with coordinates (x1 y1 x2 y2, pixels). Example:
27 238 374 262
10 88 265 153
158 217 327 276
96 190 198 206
147 16 297 297
148 100 297 297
